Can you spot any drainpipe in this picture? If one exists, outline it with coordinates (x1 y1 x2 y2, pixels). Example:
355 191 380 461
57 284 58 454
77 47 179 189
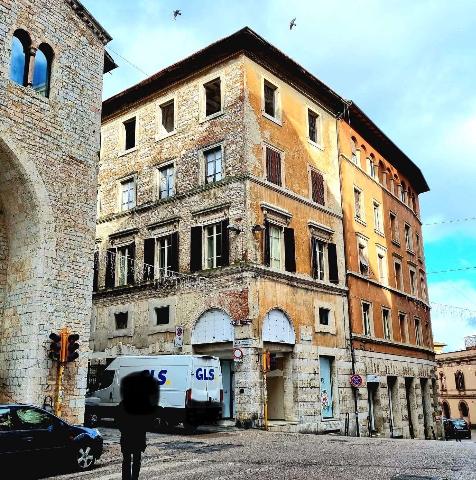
336 104 360 437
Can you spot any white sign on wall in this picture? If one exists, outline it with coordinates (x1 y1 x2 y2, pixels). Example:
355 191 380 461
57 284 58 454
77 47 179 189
175 325 184 348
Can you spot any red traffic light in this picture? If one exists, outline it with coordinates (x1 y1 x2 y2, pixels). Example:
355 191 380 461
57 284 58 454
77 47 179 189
67 333 80 362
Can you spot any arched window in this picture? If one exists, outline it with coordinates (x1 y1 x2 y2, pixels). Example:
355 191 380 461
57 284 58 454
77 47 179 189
32 43 53 97
378 161 385 184
459 401 469 418
9 29 31 86
350 137 358 164
442 401 451 419
400 181 407 203
368 153 376 178
455 370 465 391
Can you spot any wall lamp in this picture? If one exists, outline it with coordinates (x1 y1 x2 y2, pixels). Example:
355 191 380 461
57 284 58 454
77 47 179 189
252 224 265 233
227 224 243 233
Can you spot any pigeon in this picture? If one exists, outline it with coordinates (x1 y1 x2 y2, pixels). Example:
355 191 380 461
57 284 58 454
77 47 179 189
173 9 182 20
289 17 296 30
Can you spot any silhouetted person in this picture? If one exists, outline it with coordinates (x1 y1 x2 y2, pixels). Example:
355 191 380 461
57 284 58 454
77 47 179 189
116 371 159 480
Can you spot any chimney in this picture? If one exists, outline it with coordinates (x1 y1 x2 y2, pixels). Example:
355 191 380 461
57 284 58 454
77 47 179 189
464 335 476 350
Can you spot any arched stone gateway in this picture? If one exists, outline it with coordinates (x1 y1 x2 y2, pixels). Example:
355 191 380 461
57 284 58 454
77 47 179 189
0 133 54 405
191 308 234 345
262 309 295 345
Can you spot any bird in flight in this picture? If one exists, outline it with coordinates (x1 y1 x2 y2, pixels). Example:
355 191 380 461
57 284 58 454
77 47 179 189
173 9 182 20
289 18 297 30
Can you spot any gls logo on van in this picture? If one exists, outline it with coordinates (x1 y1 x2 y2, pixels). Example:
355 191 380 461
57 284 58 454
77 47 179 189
195 368 214 380
148 369 167 385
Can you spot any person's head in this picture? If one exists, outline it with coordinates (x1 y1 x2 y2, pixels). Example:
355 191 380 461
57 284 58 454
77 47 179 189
120 370 159 414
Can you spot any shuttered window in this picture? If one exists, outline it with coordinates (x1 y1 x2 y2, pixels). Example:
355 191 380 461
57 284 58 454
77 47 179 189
105 243 135 288
93 249 99 292
266 147 282 186
144 233 179 281
190 220 229 272
310 169 325 205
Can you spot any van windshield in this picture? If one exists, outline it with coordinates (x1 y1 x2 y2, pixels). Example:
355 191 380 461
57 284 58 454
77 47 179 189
97 370 115 390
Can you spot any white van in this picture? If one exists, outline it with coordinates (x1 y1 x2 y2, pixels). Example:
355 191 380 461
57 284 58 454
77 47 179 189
85 355 223 429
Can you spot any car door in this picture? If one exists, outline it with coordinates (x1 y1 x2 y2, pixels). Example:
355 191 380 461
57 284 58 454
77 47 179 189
13 407 65 461
0 407 19 455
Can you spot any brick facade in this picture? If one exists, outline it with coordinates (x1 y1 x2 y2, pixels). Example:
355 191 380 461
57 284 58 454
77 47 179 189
0 0 110 423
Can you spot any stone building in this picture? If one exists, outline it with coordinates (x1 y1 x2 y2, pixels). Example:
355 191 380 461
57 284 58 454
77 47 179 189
338 108 439 438
92 27 352 433
0 0 114 422
437 335 476 428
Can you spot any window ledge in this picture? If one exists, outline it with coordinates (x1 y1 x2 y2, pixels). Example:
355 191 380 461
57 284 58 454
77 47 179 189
355 217 366 226
200 111 225 123
391 239 401 247
156 130 177 141
406 249 415 255
307 138 324 151
148 326 175 335
374 229 385 238
262 111 282 126
119 146 138 157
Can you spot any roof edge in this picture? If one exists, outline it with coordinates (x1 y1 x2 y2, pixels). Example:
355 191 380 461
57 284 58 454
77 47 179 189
66 0 112 45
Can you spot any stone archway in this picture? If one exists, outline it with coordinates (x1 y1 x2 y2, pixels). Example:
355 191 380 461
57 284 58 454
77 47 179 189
0 133 54 404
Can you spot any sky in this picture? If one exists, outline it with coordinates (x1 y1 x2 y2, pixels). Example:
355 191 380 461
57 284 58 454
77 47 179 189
82 0 476 352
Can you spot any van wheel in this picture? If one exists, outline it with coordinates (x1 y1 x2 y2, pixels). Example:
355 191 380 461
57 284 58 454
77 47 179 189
183 421 198 434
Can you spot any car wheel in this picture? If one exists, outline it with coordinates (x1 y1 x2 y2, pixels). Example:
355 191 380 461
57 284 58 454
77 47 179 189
76 444 96 471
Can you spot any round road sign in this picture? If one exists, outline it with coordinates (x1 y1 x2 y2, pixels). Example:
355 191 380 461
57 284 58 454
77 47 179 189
233 348 244 362
350 374 363 388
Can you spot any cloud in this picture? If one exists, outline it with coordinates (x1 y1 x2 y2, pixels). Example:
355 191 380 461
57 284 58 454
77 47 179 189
429 279 476 351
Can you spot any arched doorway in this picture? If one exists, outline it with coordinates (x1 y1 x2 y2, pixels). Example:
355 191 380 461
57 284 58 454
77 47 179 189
0 134 52 404
459 401 470 424
262 309 295 421
192 308 235 419
442 401 451 419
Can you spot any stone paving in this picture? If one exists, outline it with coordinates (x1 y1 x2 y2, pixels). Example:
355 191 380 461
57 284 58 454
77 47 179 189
46 426 476 480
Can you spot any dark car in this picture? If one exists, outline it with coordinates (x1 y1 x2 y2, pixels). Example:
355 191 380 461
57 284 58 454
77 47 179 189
0 404 103 476
444 418 471 440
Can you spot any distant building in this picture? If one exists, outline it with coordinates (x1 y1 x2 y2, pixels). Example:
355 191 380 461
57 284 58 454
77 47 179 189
436 335 476 427
0 0 114 423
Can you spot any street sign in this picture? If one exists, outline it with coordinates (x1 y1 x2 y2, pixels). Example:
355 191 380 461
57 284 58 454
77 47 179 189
350 374 363 388
175 326 184 347
366 374 380 383
234 338 255 348
233 348 244 362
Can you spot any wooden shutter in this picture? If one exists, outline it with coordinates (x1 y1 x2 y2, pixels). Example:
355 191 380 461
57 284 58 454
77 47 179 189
284 227 296 272
127 243 135 285
266 147 282 186
311 237 318 278
190 226 203 272
170 231 179 273
93 249 99 292
143 238 155 281
105 248 116 288
311 169 325 205
327 242 339 284
263 220 270 266
220 219 229 267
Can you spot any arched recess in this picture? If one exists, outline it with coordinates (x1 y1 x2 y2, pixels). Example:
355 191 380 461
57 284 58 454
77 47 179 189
442 401 451 419
191 308 234 345
0 131 55 403
262 309 295 344
459 400 469 418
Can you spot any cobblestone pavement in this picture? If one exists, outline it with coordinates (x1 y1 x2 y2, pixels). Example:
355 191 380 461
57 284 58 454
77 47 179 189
47 426 476 480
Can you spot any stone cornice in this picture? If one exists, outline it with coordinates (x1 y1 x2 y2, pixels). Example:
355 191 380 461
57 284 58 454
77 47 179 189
66 0 112 45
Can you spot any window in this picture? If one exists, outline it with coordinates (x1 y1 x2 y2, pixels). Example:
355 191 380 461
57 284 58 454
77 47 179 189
404 224 413 252
123 117 136 151
409 267 417 295
16 408 55 430
157 235 173 278
319 307 330 326
116 245 134 287
373 201 383 233
9 30 30 86
368 157 376 179
394 259 403 290
143 233 179 281
204 223 223 269
308 109 320 144
399 313 407 343
155 306 170 325
377 250 387 285
114 311 128 330
382 308 391 340
32 43 53 97
266 146 282 186
415 233 422 258
455 371 465 391
159 99 175 135
350 137 358 164
269 224 283 270
204 78 221 117
0 407 12 432
400 183 407 203
264 80 278 118
310 169 325 205
204 146 223 184
358 239 369 276
420 273 427 301
414 318 422 346
390 212 399 244
362 302 372 336
354 187 363 221
313 238 325 280
120 178 136 211
158 164 175 199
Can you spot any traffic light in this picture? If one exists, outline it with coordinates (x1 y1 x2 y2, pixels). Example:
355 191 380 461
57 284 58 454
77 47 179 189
48 332 61 361
66 333 80 362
